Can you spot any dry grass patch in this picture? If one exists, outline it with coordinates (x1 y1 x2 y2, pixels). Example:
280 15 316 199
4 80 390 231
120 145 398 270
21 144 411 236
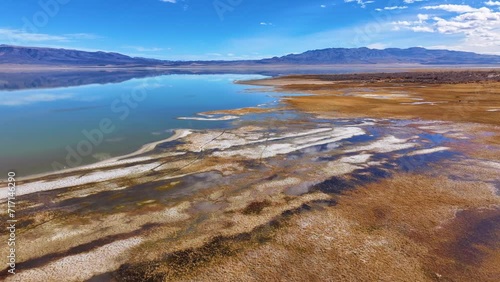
175 172 499 282
242 200 273 215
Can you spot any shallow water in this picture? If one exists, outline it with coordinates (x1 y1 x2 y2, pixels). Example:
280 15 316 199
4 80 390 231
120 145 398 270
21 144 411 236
0 74 283 176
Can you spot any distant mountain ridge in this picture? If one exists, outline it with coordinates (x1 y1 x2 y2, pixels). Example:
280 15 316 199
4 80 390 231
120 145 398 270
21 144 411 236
0 45 160 66
1 45 500 66
261 47 500 65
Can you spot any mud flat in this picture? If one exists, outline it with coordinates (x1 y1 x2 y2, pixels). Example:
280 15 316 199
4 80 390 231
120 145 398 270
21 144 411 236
1 71 499 281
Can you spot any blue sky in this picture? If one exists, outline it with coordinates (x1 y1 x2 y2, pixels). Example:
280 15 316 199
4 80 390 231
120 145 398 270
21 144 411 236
0 0 499 60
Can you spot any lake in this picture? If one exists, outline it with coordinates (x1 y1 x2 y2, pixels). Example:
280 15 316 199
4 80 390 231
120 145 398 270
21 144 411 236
0 74 280 177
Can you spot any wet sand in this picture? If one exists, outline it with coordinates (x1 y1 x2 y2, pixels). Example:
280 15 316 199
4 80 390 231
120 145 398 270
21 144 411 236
0 70 499 281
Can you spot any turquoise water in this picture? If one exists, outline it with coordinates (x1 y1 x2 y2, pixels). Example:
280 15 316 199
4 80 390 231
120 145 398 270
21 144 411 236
0 74 278 176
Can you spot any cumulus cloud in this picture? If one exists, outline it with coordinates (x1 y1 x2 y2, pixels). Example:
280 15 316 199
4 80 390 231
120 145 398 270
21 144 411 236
393 21 412 26
393 4 500 53
485 1 500 6
417 14 429 22
411 26 434 32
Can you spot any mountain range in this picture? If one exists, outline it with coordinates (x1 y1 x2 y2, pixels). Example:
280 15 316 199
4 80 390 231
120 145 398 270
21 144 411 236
259 47 500 65
0 45 160 66
1 45 500 66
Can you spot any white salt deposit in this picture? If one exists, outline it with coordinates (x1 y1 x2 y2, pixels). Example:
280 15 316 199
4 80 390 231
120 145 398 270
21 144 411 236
7 237 143 282
0 162 161 200
339 154 372 164
255 177 302 191
178 115 239 121
406 147 450 157
346 135 417 154
322 162 361 177
213 127 365 159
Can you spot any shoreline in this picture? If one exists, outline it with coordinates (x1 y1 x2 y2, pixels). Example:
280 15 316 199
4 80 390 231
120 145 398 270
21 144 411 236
9 129 192 183
10 69 500 182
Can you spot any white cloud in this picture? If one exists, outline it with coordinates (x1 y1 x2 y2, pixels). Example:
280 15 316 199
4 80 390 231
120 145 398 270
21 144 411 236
422 4 479 13
260 22 273 26
376 6 408 11
385 6 408 10
453 8 500 21
417 14 429 22
411 26 434 32
0 28 67 42
403 0 425 3
0 28 98 44
392 4 500 54
160 0 176 3
321 5 326 8
344 0 374 9
393 21 412 26
485 1 500 6
367 43 387 49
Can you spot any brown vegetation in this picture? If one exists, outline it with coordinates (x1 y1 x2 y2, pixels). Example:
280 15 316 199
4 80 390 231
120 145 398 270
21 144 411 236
242 200 273 215
151 172 499 282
